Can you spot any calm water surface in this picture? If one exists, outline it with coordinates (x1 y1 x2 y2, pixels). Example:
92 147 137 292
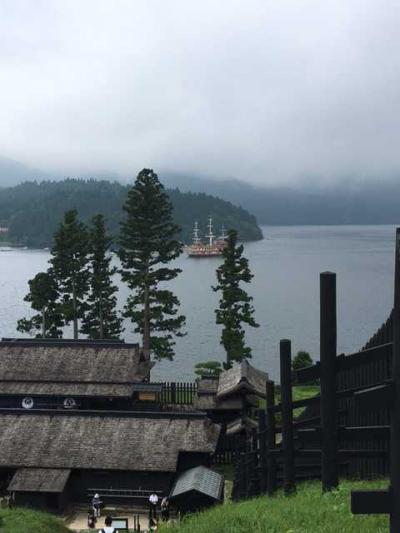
0 225 396 381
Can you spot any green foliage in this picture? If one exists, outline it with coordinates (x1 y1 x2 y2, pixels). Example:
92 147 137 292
119 169 185 360
17 271 64 338
0 508 71 533
80 214 123 339
159 480 388 533
213 229 258 369
194 361 223 378
0 179 263 247
292 350 313 371
292 351 316 385
50 209 90 339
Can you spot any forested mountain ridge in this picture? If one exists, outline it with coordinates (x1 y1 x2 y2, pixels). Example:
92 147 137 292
0 179 263 247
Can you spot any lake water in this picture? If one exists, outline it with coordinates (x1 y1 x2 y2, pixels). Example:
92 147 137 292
0 225 396 381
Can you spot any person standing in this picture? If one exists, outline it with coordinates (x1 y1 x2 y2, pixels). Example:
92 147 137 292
92 493 102 518
161 496 170 521
87 508 97 529
148 492 159 519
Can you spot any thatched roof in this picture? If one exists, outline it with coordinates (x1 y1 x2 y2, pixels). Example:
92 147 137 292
0 340 152 397
170 466 224 501
8 468 71 493
226 416 258 436
217 361 268 399
0 412 220 472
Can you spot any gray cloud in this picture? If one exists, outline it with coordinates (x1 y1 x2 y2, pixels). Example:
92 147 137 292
1 0 400 185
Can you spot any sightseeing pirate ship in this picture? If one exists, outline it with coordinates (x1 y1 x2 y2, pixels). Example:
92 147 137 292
187 217 227 257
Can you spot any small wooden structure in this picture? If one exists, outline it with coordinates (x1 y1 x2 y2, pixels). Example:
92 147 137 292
194 361 268 431
169 466 224 513
8 468 71 512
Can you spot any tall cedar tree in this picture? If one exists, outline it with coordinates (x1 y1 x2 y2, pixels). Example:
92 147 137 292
17 270 64 338
213 229 259 368
81 214 123 339
119 168 185 360
50 209 90 339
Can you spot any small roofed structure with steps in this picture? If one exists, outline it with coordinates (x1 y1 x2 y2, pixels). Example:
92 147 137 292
194 360 268 432
169 466 224 513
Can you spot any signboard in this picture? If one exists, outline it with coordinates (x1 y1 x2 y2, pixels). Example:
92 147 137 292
139 391 157 401
111 517 129 531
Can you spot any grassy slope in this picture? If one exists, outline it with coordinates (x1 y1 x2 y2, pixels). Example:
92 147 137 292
0 508 71 533
160 480 388 533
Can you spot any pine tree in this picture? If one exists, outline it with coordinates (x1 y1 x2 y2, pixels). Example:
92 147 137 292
81 214 123 339
119 168 185 361
17 270 64 338
213 229 259 369
50 209 90 339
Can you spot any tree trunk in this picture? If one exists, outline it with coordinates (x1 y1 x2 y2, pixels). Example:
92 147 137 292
143 284 151 361
41 307 46 338
99 299 104 339
72 279 78 340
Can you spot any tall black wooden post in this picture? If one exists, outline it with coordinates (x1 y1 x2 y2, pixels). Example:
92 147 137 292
320 271 338 491
390 228 400 532
280 339 295 494
266 380 277 496
258 409 268 493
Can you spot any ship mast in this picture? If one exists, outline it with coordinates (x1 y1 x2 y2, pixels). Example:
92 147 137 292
220 224 227 240
192 221 201 245
206 217 215 246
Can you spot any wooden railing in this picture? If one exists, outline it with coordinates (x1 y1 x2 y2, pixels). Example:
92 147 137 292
158 382 197 405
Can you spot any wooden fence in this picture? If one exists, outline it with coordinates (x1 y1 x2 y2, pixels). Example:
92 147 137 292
232 229 400 532
158 382 197 405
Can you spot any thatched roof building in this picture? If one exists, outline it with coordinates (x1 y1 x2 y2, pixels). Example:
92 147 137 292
0 339 152 399
0 412 220 472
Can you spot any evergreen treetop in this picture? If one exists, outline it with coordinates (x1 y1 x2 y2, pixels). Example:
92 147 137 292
81 214 123 339
119 169 185 361
214 229 259 368
17 270 64 338
50 209 90 339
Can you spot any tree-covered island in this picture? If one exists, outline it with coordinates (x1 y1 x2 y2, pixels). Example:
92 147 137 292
0 178 263 248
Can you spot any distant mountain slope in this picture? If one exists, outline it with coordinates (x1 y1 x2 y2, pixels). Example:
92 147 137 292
0 179 263 247
161 173 400 225
0 157 50 187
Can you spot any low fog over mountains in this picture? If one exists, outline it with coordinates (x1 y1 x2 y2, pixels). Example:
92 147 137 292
1 157 400 225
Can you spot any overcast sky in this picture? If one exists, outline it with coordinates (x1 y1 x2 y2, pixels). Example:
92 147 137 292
1 0 400 185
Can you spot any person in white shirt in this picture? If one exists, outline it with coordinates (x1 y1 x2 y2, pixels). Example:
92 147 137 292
98 515 115 533
149 492 159 519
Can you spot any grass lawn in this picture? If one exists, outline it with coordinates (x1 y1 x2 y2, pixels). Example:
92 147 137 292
0 508 71 533
159 479 388 533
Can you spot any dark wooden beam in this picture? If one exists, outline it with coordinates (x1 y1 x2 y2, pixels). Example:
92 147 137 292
320 271 338 492
266 380 277 496
353 383 394 413
280 339 295 495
